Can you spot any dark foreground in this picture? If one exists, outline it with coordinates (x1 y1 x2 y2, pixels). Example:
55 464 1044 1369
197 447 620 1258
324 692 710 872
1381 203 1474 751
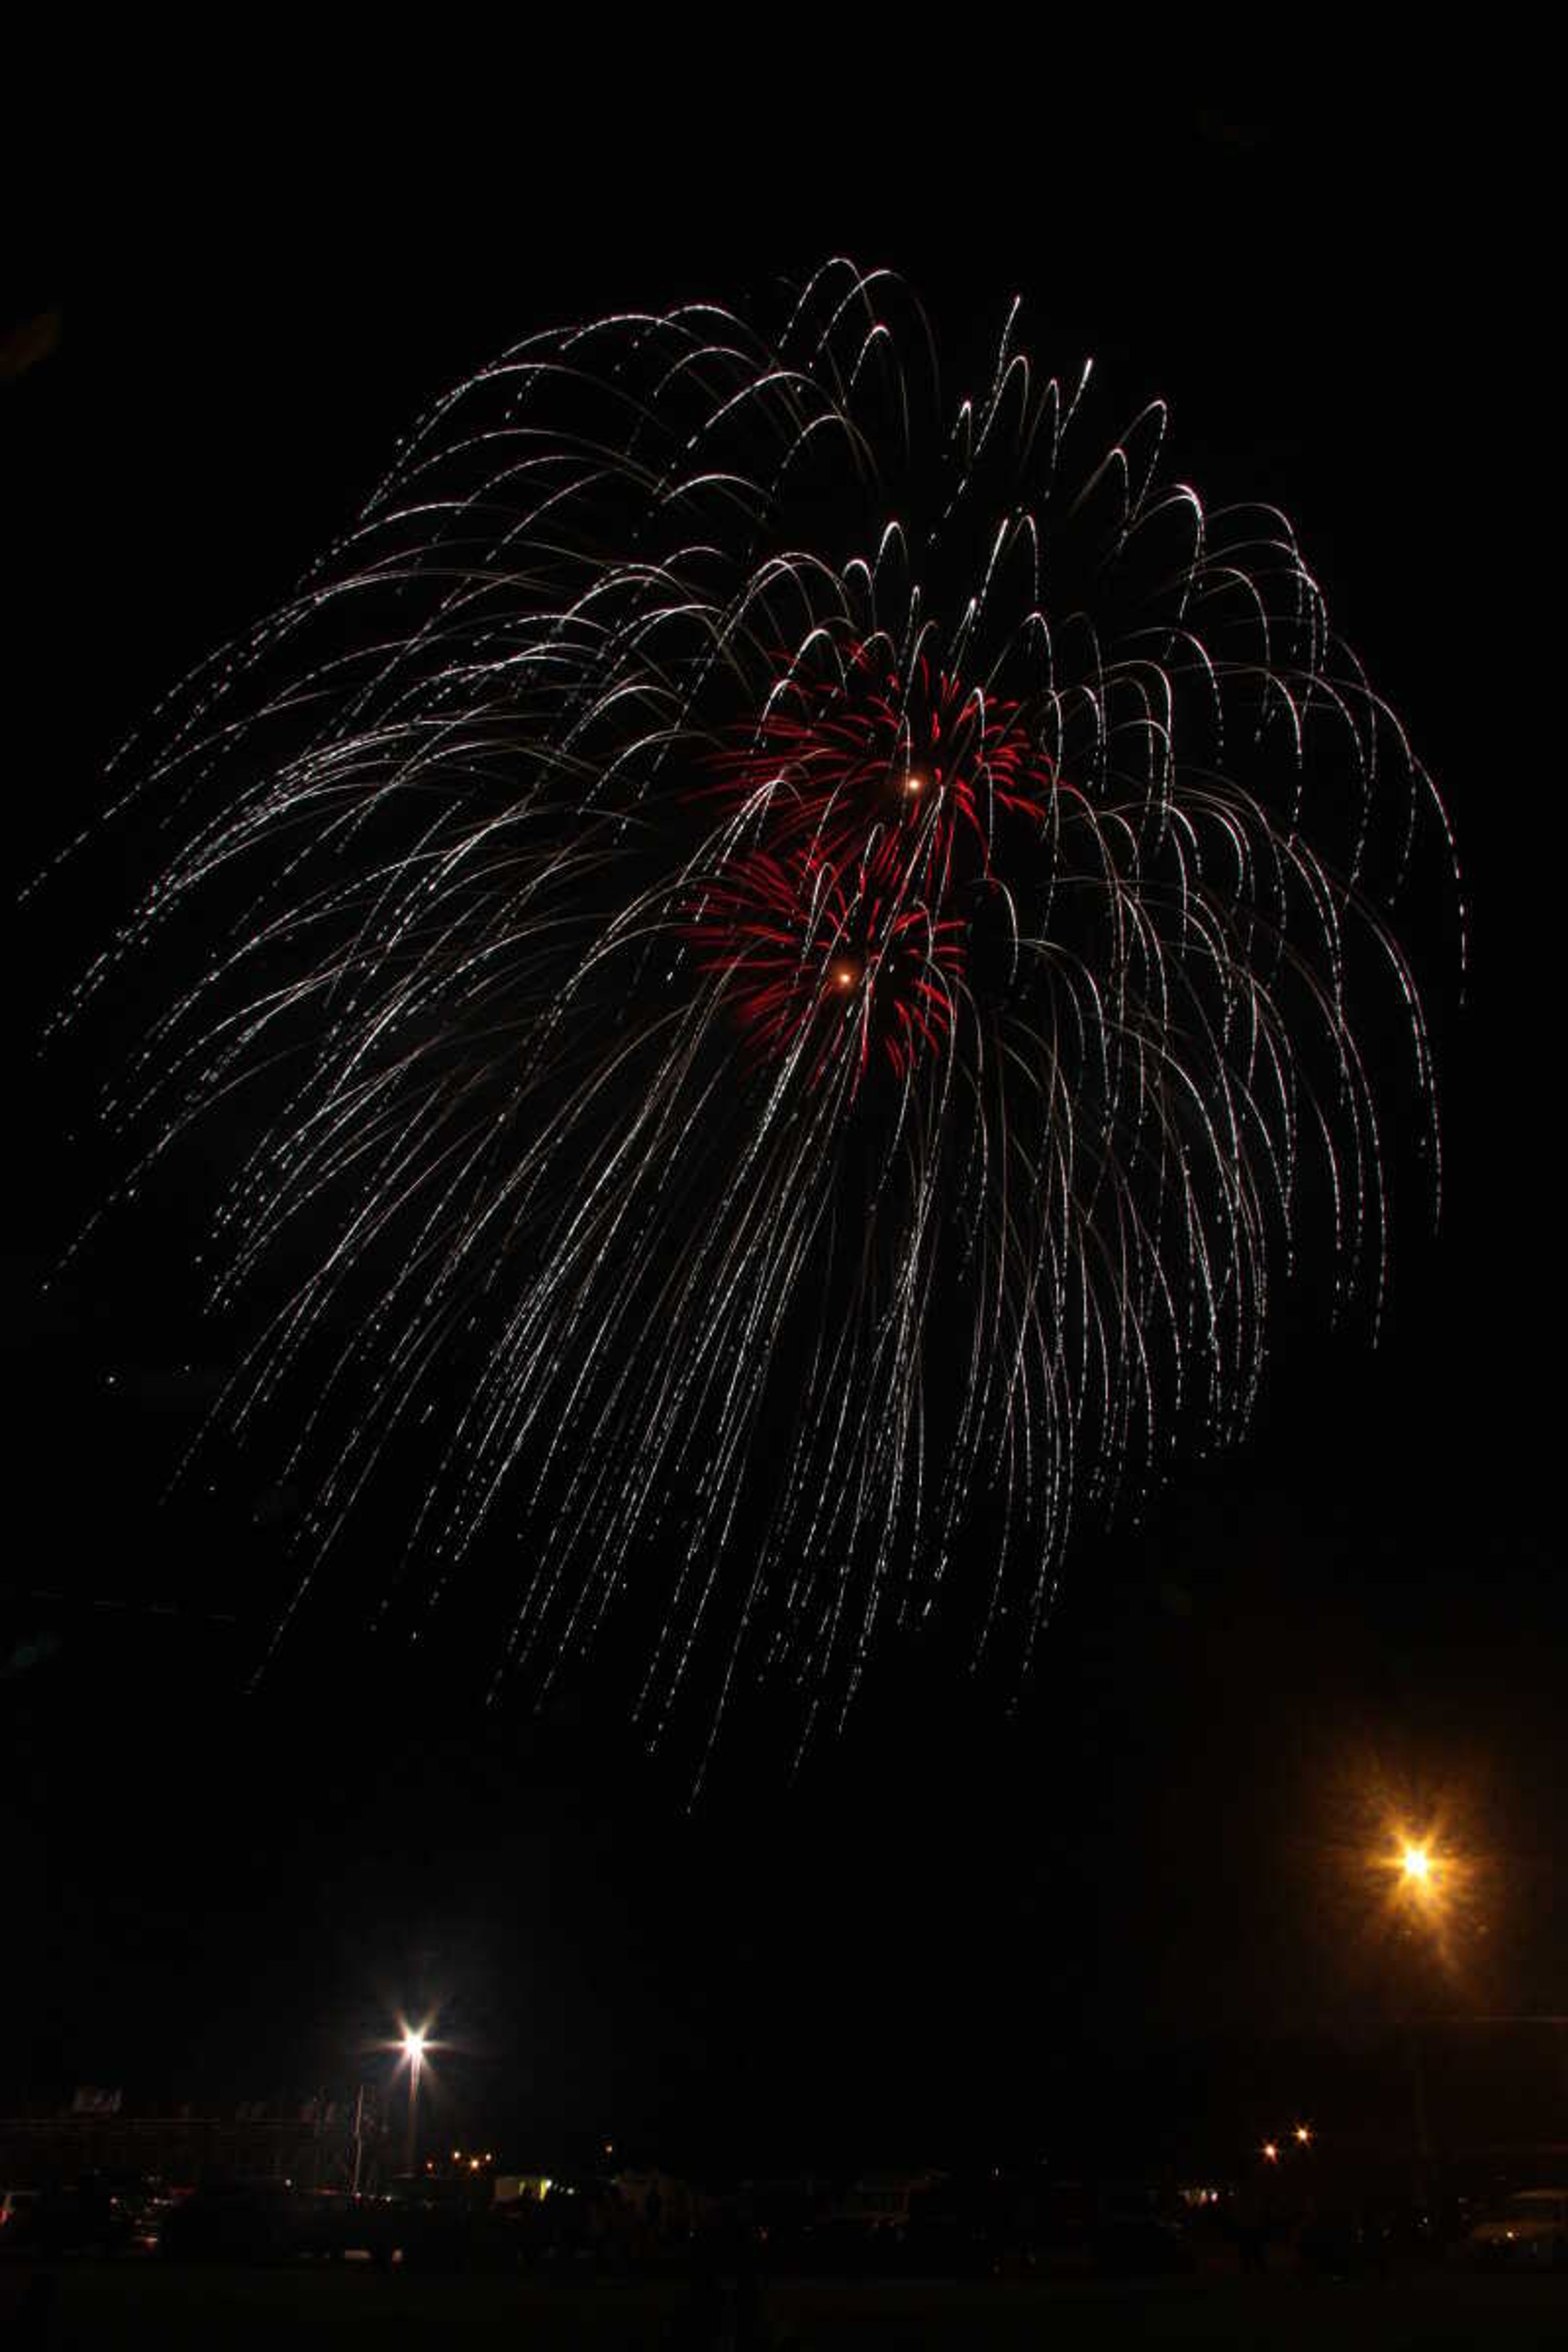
3 2261 1566 2349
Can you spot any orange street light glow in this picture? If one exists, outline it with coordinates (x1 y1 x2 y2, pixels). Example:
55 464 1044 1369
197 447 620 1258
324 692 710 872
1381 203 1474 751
1294 2125 1312 2146
1400 1841 1433 1886
1261 2142 1279 2163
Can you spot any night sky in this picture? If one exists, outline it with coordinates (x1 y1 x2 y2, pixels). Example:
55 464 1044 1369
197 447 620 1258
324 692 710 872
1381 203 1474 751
5 87 1560 2174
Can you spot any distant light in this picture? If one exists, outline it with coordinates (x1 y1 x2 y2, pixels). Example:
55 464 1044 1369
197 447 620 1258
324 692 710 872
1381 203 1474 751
402 2027 427 2059
1294 2125 1312 2146
1261 2142 1279 2163
903 772 923 796
831 960 859 991
1400 1842 1432 1886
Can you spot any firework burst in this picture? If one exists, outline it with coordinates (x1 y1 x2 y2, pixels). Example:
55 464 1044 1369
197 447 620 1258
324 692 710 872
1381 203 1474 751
62 261 1456 1775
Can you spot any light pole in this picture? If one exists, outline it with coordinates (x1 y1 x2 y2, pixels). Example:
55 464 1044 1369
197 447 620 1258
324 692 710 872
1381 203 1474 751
1384 1829 1453 2207
401 2027 427 2177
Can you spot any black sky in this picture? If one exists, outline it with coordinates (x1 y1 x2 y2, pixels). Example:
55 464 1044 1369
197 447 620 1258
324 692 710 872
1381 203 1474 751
5 84 1560 2168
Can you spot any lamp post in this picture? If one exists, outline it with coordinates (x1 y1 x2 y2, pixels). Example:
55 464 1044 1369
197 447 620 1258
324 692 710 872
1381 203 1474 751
401 2027 427 2177
1385 1831 1451 2207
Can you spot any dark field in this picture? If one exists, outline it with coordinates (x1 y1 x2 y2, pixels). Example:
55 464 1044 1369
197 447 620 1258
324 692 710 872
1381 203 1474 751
4 2261 1567 2349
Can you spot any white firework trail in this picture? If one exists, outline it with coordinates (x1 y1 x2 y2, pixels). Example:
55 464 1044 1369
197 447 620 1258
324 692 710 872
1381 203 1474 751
51 259 1458 1782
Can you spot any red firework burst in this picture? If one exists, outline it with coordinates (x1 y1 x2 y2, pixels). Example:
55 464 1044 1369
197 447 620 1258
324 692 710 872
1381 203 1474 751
690 647 1053 1084
707 645 1053 864
689 833 967 1089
